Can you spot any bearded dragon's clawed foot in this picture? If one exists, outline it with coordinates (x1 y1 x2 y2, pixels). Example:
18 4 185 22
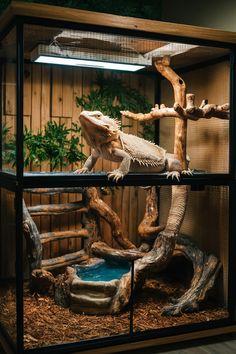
74 167 89 174
167 171 180 182
107 169 124 182
181 168 193 176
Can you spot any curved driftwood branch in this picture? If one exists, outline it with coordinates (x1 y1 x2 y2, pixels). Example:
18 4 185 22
111 185 188 313
83 187 136 250
154 56 187 167
162 235 222 316
121 100 229 122
91 241 144 261
111 57 189 314
23 199 42 270
138 186 165 241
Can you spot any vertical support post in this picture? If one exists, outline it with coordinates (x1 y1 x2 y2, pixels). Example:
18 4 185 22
129 260 135 336
0 58 2 171
228 48 236 321
228 183 236 321
16 19 24 354
229 50 236 178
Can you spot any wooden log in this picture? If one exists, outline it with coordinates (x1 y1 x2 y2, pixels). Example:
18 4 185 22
22 199 42 270
138 186 165 241
41 250 89 271
91 241 145 261
84 187 136 250
40 229 89 244
28 201 87 215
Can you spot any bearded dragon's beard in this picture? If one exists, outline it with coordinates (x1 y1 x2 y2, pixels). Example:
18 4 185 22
82 128 117 148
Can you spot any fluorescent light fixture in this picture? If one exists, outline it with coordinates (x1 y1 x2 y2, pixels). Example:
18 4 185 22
34 55 146 71
31 42 198 71
31 44 149 71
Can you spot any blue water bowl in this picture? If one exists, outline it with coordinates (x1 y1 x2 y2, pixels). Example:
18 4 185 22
75 259 131 282
70 259 131 314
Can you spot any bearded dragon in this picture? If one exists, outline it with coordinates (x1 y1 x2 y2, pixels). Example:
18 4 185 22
74 110 192 182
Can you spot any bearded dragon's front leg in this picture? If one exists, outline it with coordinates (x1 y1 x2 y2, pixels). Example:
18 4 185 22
165 153 193 181
107 149 131 182
74 149 99 174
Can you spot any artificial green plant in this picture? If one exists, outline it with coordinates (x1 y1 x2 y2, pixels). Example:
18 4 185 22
76 72 155 141
3 121 86 170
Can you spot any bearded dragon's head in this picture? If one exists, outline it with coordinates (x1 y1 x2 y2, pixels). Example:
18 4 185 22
79 111 120 148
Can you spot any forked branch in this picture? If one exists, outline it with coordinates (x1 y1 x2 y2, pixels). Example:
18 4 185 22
121 95 229 122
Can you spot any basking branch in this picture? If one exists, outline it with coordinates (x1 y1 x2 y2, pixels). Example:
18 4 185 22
121 94 229 122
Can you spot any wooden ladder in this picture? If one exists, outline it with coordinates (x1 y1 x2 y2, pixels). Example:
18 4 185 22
22 187 98 273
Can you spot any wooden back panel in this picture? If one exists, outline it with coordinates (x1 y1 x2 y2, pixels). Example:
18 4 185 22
19 65 154 257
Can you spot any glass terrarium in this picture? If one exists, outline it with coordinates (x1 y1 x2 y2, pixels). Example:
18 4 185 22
0 2 236 354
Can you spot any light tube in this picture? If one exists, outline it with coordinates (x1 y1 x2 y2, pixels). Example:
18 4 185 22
34 55 146 71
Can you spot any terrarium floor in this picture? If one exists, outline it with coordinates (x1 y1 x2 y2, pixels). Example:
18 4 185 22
22 276 228 350
0 276 228 350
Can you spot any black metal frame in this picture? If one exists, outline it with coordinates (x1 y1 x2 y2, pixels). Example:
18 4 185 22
0 11 236 354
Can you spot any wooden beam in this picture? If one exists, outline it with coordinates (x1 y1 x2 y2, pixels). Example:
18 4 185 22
41 250 89 271
40 230 89 244
1 2 236 44
28 201 87 215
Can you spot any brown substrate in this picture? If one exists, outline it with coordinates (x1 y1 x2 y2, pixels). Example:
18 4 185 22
0 277 228 350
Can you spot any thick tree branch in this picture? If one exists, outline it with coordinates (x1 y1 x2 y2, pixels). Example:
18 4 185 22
121 96 229 122
138 186 165 241
154 56 187 169
84 187 136 250
91 241 144 261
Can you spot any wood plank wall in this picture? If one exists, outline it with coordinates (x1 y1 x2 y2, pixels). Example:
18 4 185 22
20 64 154 258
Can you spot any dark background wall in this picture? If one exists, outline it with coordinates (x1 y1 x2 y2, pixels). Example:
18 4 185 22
161 0 236 31
1 1 236 31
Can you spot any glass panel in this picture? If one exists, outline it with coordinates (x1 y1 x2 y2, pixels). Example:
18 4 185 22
23 186 132 350
0 28 17 174
133 185 229 333
23 24 230 176
0 188 17 345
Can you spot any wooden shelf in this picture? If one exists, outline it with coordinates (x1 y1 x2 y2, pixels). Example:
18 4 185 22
2 1 236 45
